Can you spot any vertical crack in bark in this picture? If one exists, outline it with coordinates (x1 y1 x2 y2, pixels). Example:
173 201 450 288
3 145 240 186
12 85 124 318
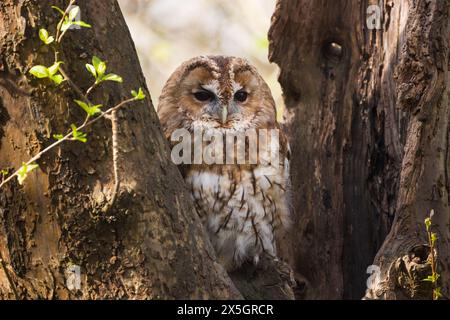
269 0 450 299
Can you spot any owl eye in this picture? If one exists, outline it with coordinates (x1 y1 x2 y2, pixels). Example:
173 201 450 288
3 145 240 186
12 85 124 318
193 90 214 102
234 90 248 102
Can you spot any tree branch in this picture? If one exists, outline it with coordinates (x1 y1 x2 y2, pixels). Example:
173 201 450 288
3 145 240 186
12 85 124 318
0 97 136 189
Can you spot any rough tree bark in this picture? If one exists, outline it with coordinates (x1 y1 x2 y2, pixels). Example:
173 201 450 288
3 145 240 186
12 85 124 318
269 0 449 299
0 0 241 299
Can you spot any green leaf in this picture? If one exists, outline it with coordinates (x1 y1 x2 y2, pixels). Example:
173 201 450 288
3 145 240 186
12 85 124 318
56 6 90 34
17 163 39 185
92 56 102 72
29 65 49 78
38 28 48 42
45 36 55 44
74 100 88 110
71 124 88 143
61 20 73 33
131 88 146 100
92 56 106 78
431 232 438 245
0 169 8 176
72 21 91 28
53 134 64 141
39 28 54 45
51 5 65 16
17 168 26 185
101 73 123 83
50 74 64 85
434 287 443 299
74 134 87 143
68 6 80 22
74 100 102 116
424 217 431 230
86 64 97 78
97 62 106 78
423 273 440 283
87 105 102 116
48 61 63 76
51 75 63 85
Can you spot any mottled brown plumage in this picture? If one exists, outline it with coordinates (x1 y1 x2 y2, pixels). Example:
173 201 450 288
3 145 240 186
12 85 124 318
158 55 290 270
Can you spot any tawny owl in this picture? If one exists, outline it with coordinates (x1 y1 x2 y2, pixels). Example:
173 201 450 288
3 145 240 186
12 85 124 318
157 55 290 271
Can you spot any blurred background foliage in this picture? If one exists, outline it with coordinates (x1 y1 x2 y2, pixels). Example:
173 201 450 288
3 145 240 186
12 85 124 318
117 0 284 120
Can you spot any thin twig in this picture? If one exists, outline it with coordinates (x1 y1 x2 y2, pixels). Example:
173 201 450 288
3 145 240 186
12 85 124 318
59 67 93 106
108 110 120 207
0 97 136 189
0 0 130 215
57 27 70 44
56 0 76 44
86 83 97 97
425 211 440 300
54 0 76 61
427 225 438 299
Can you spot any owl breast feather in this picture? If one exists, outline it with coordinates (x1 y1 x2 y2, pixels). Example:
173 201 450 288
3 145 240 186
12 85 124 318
184 163 290 271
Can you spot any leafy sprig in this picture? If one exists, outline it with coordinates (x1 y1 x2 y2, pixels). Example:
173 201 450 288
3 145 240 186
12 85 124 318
70 124 88 143
29 61 64 85
1 169 9 184
53 4 91 42
74 100 103 117
0 1 146 189
131 88 146 100
423 210 442 300
17 163 39 185
39 28 54 44
86 56 123 85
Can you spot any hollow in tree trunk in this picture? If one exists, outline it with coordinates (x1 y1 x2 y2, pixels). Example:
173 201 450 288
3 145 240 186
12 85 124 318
269 0 449 299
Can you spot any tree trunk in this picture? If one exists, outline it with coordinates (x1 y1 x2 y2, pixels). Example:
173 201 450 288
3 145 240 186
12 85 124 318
0 0 241 299
269 0 449 299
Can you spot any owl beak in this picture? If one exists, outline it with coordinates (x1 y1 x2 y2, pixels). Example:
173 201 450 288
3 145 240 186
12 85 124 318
221 106 228 124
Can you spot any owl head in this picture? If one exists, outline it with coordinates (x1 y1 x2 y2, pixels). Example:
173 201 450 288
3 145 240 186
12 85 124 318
157 55 277 137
